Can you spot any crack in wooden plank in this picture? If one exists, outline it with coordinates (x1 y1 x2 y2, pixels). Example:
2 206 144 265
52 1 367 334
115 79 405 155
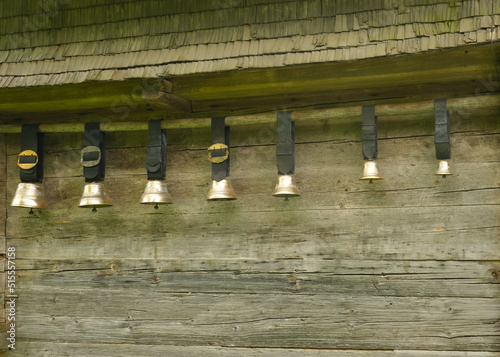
435 187 500 194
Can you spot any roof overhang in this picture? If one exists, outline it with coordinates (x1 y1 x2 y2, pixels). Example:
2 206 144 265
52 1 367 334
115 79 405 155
0 43 498 126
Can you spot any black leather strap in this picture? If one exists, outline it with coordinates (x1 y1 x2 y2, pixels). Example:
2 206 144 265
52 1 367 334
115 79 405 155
362 105 378 160
19 124 44 183
145 120 166 180
434 98 451 160
211 117 230 182
82 122 105 182
276 111 295 175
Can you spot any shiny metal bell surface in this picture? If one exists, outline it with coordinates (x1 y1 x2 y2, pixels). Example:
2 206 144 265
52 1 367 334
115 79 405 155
140 180 173 205
436 160 452 177
207 178 237 200
272 174 300 197
79 182 113 208
360 161 383 181
11 182 48 209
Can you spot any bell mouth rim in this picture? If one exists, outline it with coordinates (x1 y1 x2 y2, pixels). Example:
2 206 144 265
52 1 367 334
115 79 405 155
140 198 173 205
79 204 113 208
207 196 237 201
272 193 301 197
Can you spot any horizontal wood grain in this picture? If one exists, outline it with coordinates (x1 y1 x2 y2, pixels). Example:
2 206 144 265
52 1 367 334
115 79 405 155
172 46 496 100
3 96 499 355
0 93 499 133
1 43 499 122
0 133 6 351
12 343 500 357
15 259 500 298
0 134 6 257
5 127 499 263
14 292 500 350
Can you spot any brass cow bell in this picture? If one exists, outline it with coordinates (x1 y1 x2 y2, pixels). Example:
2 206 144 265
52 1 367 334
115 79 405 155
360 161 383 183
141 180 173 207
436 160 452 177
79 182 113 211
207 178 236 200
11 182 48 210
272 174 300 198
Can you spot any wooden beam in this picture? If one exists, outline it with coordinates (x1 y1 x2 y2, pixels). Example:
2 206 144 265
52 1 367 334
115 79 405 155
0 93 497 133
12 343 500 357
0 44 497 123
171 44 497 101
142 91 193 113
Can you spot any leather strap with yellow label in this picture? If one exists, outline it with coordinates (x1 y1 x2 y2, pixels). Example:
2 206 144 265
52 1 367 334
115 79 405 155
18 150 38 170
18 124 44 183
208 143 229 164
210 117 230 182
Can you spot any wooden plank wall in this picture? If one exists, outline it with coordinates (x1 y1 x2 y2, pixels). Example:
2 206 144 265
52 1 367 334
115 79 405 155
3 108 500 356
0 134 6 351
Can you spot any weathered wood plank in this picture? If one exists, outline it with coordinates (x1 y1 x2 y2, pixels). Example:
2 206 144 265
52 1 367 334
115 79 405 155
0 133 5 181
16 259 500 298
0 134 8 351
4 127 499 262
17 258 500 277
191 80 499 116
0 133 6 351
0 133 5 255
1 44 499 123
13 342 500 357
0 78 160 112
171 45 496 100
2 88 499 356
5 157 499 210
4 130 499 219
1 92 499 132
6 205 499 261
15 292 500 351
5 127 499 181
